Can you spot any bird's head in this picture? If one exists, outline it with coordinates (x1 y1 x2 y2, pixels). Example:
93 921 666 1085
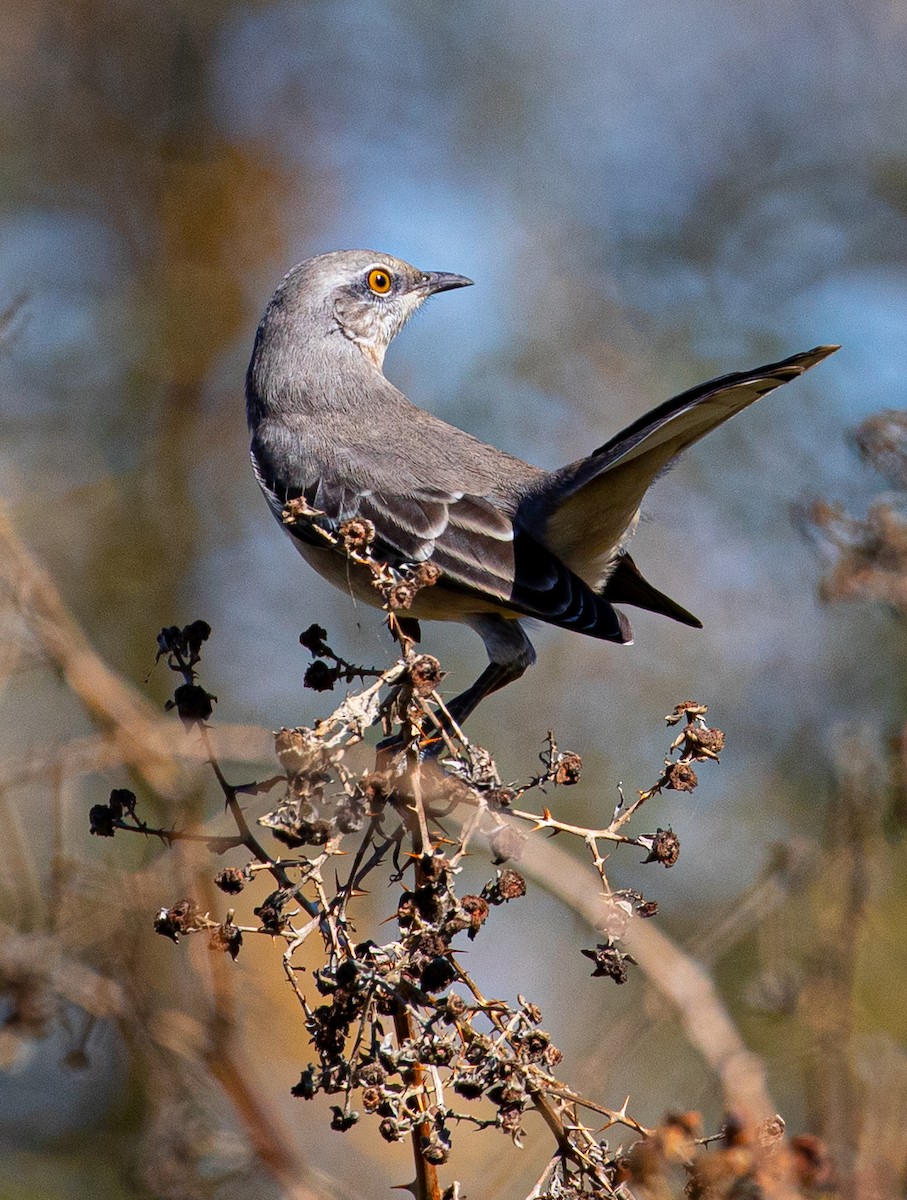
267 250 473 371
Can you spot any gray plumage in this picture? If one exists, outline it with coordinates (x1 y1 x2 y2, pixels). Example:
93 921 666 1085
246 249 838 721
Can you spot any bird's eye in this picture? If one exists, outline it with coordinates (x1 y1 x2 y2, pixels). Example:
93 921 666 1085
367 267 393 295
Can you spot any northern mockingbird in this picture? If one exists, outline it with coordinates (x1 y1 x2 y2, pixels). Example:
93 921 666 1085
246 250 837 723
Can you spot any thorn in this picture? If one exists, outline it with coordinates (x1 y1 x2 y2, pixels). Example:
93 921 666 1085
390 1181 418 1197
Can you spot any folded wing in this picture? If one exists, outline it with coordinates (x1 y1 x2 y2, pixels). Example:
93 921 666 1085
251 444 632 644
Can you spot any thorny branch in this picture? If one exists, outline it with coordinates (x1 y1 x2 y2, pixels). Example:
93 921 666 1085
88 512 826 1199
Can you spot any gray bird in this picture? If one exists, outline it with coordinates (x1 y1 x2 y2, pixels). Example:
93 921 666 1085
246 250 837 723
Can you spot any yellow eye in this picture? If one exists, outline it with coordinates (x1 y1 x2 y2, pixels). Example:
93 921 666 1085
367 267 393 295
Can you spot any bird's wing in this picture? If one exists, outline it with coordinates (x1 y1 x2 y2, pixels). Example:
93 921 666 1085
542 346 839 567
251 445 631 644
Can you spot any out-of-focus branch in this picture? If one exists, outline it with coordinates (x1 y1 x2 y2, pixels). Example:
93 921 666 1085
0 507 180 795
206 1048 333 1200
0 725 273 798
519 834 778 1120
799 409 907 616
0 916 331 1200
799 729 881 1198
0 509 274 797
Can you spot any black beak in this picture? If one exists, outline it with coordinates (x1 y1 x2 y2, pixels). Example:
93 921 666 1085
420 271 474 296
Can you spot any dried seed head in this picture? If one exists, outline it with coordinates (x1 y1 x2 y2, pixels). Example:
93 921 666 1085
488 824 527 864
543 1043 563 1068
379 1117 406 1143
665 761 699 792
254 892 288 933
682 726 726 760
412 562 441 589
355 1062 387 1087
644 828 680 867
519 998 543 1024
282 496 322 524
485 787 515 809
409 930 449 959
88 803 117 838
156 621 211 668
441 993 467 1023
581 939 637 984
666 700 709 725
274 726 319 772
411 883 445 925
362 771 392 809
258 802 335 849
497 1104 524 1137
396 893 416 929
554 752 583 785
756 1114 786 1147
291 1069 318 1100
304 660 338 692
166 682 216 728
214 866 247 895
108 789 136 819
209 922 242 960
387 582 415 610
339 517 375 555
298 623 330 656
420 1127 452 1164
460 895 490 939
514 1030 551 1062
153 899 201 943
421 1039 456 1066
463 1035 493 1064
420 957 457 993
408 654 443 697
418 853 451 885
484 868 527 904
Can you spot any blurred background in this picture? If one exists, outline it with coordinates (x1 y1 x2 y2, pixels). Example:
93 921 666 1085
1 0 906 1196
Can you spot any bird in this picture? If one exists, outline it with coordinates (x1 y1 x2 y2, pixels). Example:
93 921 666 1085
246 249 837 725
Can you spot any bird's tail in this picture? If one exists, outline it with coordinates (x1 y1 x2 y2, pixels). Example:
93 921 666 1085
538 345 839 581
600 552 702 628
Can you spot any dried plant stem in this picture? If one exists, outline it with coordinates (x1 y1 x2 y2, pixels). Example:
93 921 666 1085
394 1002 443 1200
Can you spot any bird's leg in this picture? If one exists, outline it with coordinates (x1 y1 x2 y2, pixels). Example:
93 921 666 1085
442 659 528 726
439 614 537 731
375 663 523 762
419 618 535 755
376 617 536 762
